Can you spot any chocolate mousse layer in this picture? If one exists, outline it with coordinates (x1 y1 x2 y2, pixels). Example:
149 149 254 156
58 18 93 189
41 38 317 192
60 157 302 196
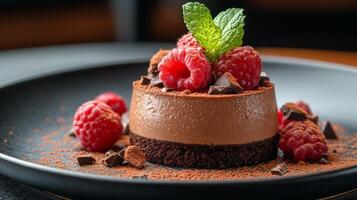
130 132 279 168
129 80 278 145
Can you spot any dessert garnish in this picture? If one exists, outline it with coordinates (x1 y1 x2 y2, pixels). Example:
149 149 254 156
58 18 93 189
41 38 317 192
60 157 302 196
102 151 124 167
95 91 127 116
270 162 288 176
320 121 337 139
73 100 123 152
124 146 146 169
76 154 96 166
208 72 243 95
278 101 328 162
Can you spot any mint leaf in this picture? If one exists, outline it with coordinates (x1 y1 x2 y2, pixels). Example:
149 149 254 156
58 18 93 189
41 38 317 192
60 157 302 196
183 2 221 61
214 8 245 56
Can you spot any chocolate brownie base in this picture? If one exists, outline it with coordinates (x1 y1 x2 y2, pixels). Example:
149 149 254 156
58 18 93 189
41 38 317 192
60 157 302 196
129 133 280 169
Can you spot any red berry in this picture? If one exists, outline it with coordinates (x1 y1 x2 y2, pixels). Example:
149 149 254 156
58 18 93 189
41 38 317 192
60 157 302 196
279 120 327 162
177 33 204 51
295 100 313 115
277 111 283 125
158 48 211 91
95 91 127 116
73 100 122 152
215 46 262 90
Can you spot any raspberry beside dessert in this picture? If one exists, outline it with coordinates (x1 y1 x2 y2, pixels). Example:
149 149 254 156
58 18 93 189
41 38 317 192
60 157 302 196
73 100 123 152
215 46 262 90
95 91 127 116
158 48 211 91
279 120 328 162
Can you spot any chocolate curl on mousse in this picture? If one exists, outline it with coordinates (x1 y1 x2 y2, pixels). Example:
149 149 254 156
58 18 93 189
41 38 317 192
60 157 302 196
281 103 318 124
208 72 243 95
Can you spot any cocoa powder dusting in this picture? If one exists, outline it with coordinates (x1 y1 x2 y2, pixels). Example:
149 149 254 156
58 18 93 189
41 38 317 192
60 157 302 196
28 123 357 181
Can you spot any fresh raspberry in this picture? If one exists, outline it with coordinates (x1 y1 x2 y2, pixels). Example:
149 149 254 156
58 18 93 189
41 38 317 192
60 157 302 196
177 33 204 51
158 48 211 91
295 100 313 115
215 46 262 90
73 100 122 152
279 120 327 162
95 91 127 116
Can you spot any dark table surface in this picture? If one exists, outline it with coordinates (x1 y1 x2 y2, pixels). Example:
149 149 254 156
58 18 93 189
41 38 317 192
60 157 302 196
0 43 356 200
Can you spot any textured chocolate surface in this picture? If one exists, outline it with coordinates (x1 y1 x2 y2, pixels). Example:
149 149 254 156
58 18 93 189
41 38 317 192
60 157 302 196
130 81 278 145
130 132 280 168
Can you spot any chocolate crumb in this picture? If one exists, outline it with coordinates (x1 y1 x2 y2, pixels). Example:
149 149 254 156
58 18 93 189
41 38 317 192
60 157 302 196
102 153 124 167
209 72 243 95
259 72 270 86
150 76 164 88
105 150 115 157
281 103 309 116
140 76 151 85
77 154 96 166
333 149 337 153
270 163 288 176
111 144 126 152
124 146 146 169
320 121 338 140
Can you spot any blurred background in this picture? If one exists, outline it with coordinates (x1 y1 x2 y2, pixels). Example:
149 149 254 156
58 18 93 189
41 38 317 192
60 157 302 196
0 0 356 51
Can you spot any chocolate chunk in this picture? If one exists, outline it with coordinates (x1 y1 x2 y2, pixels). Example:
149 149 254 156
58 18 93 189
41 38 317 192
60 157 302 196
320 121 338 139
140 76 151 85
67 129 76 137
259 72 270 86
281 103 308 116
148 49 169 76
210 72 243 95
285 110 307 121
270 162 288 176
150 76 164 88
111 143 126 152
124 145 146 169
102 153 124 167
77 154 96 166
105 150 115 157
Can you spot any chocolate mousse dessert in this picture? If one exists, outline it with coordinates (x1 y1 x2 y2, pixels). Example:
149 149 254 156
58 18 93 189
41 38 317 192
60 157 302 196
129 2 279 168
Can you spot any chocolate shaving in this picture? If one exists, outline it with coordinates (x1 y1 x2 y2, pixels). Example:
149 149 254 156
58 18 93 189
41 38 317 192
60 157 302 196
77 154 96 166
124 145 146 169
309 115 319 124
281 103 308 116
259 72 270 87
102 153 124 167
270 162 288 176
208 72 243 95
320 121 338 139
319 157 329 164
140 76 151 85
105 150 115 157
150 76 164 88
285 110 307 121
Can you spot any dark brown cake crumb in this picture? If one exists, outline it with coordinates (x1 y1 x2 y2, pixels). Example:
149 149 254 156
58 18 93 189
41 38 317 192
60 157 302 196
77 154 96 166
124 146 146 169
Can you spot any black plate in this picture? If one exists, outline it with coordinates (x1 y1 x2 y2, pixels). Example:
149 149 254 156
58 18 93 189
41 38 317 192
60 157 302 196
0 57 356 199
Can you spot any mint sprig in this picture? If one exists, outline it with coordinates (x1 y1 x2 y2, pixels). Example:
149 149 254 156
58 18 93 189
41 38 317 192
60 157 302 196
182 2 245 62
183 2 221 61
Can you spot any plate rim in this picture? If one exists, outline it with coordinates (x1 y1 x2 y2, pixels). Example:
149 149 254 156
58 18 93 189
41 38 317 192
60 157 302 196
0 56 356 186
